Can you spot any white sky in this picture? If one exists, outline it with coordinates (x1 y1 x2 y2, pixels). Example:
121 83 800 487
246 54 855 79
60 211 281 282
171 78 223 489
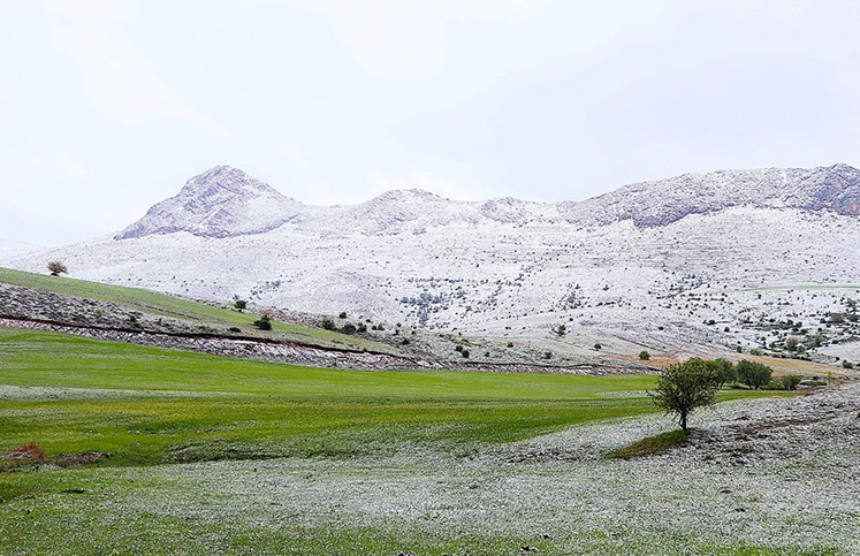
2 0 860 246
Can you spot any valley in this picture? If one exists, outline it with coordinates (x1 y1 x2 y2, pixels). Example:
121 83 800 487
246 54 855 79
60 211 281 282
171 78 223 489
2 164 860 554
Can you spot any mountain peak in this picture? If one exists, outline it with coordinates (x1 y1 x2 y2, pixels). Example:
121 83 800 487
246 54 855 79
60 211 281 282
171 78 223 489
115 166 303 240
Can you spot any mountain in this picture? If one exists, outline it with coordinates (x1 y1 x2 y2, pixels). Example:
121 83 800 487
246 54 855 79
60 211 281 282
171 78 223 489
559 163 860 228
112 163 860 241
8 163 860 364
115 166 304 239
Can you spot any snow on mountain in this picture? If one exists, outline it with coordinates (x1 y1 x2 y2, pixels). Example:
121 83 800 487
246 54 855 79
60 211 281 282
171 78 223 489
558 163 860 228
115 165 305 239
10 163 860 360
0 239 44 263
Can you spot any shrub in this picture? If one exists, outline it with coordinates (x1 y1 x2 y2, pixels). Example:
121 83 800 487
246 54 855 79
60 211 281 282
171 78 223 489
554 324 567 337
749 348 762 356
455 345 464 352
593 343 602 350
47 261 68 276
228 327 241 333
461 349 470 358
507 342 514 348
639 350 650 361
780 374 802 390
401 338 410 345
357 323 367 333
338 312 347 319
321 318 336 331
341 323 357 335
234 300 247 310
842 360 854 369
253 315 272 330
544 351 553 360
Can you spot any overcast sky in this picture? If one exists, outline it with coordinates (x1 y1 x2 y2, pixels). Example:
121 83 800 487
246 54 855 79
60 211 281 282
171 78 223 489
3 0 860 247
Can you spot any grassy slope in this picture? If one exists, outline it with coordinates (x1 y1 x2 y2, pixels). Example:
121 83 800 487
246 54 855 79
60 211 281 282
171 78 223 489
0 328 660 465
0 328 776 467
0 266 395 353
0 329 805 555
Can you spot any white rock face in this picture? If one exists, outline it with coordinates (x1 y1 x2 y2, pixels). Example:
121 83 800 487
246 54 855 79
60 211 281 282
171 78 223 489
11 163 860 359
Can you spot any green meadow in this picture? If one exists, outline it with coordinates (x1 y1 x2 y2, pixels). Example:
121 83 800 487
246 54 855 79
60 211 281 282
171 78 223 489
0 328 803 555
0 266 394 352
0 328 662 470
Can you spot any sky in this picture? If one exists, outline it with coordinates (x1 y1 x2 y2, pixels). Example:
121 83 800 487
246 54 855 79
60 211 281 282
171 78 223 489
2 0 860 247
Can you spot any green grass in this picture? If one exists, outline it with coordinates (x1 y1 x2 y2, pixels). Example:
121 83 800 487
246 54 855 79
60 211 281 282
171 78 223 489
0 327 779 475
0 328 660 467
0 266 395 352
0 328 826 554
607 428 692 459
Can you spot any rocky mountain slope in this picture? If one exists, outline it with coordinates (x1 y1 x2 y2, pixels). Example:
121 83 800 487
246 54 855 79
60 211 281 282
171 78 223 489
115 166 304 239
8 163 860 367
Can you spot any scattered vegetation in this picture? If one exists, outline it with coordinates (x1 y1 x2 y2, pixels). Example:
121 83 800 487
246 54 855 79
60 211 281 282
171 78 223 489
234 299 247 310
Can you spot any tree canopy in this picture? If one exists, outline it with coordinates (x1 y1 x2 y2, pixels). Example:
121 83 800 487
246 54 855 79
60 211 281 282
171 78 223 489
649 358 721 432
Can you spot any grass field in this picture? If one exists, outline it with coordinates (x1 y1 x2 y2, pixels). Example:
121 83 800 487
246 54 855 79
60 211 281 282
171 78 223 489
0 266 395 353
0 328 664 470
0 328 807 555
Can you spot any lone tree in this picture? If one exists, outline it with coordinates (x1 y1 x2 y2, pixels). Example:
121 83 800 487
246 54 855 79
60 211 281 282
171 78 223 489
234 299 247 311
648 358 720 432
47 261 68 276
736 359 773 389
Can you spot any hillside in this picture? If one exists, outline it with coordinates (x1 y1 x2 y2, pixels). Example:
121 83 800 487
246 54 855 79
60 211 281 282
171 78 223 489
7 164 860 369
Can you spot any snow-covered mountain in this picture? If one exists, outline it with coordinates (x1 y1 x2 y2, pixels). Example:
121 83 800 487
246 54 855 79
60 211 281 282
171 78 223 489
559 163 860 228
10 163 860 362
115 166 305 239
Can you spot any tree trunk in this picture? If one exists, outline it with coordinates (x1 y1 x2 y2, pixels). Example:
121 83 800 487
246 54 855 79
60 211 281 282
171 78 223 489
680 411 687 432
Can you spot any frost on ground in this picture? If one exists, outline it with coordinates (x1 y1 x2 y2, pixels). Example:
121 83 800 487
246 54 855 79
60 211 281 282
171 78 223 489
57 384 860 554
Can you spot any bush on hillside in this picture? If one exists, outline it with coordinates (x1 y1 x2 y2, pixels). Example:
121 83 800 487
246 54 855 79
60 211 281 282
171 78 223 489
47 261 68 276
253 315 272 330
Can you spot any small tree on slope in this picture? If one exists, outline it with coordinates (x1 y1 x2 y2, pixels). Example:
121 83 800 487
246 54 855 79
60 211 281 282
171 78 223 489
649 358 720 432
47 261 68 276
